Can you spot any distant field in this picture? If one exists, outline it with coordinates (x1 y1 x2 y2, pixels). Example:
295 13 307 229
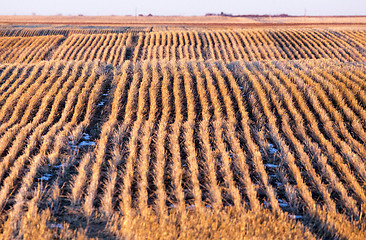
1 15 366 27
0 20 366 239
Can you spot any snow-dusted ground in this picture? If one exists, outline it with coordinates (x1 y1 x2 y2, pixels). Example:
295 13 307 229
97 101 105 106
67 133 96 148
289 215 303 219
265 163 279 168
38 173 53 181
268 143 278 155
49 223 64 229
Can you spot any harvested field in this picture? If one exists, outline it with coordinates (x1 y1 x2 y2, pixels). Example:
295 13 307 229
0 22 366 239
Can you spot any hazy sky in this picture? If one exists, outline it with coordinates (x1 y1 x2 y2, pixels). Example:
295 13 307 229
2 0 366 16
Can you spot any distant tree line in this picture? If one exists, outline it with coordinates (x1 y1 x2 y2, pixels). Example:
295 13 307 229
205 12 291 17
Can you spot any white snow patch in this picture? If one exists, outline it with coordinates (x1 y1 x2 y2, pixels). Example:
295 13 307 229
269 175 278 178
53 164 63 169
102 93 109 96
278 199 289 207
98 101 105 106
67 135 95 148
269 144 278 155
289 215 303 219
50 223 64 229
265 164 279 168
279 203 288 207
169 204 176 208
79 141 96 147
38 173 52 181
205 204 212 208
48 163 63 169
82 133 91 140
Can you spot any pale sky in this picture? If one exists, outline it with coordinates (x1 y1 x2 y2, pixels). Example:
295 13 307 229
2 0 366 16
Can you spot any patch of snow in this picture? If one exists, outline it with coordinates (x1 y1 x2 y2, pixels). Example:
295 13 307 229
265 164 279 168
182 163 188 167
79 141 96 147
269 144 278 155
82 133 91 140
38 173 52 181
205 204 212 208
278 200 289 207
67 135 95 148
186 205 195 210
169 204 175 208
266 200 289 208
102 93 109 96
269 175 278 178
50 223 64 229
98 101 105 106
289 215 303 219
47 163 63 169
239 86 243 89
279 203 288 207
53 164 63 169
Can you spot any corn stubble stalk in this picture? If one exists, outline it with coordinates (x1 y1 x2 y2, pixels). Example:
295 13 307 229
212 61 274 211
195 61 241 208
82 62 130 216
181 60 205 212
192 61 223 209
169 62 186 215
0 62 107 236
0 63 73 185
255 62 337 213
268 62 358 213
235 61 318 214
283 62 366 205
272 61 362 215
153 61 170 218
136 61 160 216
